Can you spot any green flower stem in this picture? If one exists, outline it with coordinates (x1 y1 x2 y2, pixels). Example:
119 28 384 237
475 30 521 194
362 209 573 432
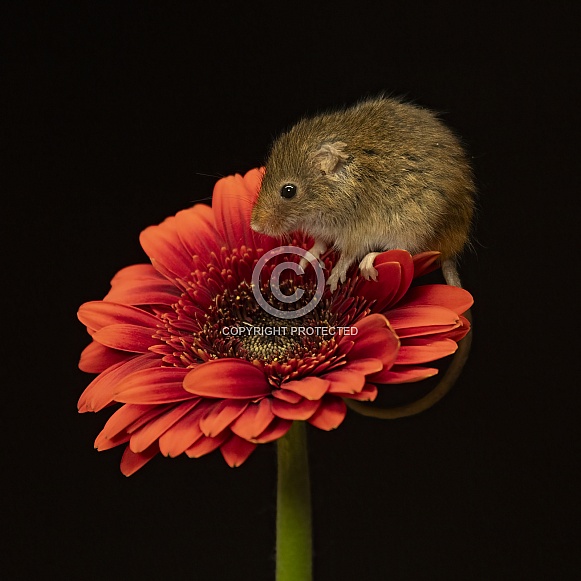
276 420 312 581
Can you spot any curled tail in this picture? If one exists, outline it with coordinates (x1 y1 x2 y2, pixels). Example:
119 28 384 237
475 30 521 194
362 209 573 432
345 258 472 419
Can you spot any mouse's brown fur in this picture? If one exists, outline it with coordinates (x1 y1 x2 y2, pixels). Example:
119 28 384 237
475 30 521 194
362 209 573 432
251 96 475 290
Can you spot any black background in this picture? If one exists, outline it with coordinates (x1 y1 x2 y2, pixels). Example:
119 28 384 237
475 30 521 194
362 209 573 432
3 2 580 579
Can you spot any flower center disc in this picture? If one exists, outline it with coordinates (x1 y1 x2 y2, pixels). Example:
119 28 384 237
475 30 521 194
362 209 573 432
211 275 332 365
235 313 324 362
159 245 371 382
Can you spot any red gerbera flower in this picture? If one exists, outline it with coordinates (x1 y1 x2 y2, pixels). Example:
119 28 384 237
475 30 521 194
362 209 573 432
77 168 472 476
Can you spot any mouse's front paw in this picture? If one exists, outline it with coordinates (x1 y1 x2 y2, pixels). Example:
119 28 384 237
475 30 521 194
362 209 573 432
359 252 381 282
326 265 348 293
299 240 327 270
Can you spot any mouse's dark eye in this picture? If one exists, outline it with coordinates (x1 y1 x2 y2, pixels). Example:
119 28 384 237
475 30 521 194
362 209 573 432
280 184 297 199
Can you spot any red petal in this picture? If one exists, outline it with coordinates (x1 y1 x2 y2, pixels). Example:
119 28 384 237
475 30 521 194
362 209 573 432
220 435 257 467
129 400 200 453
200 399 248 437
114 367 193 404
230 399 275 440
78 353 160 412
412 252 441 278
78 301 160 331
272 388 303 403
336 338 355 358
436 315 471 342
185 432 229 458
271 397 321 420
92 324 158 353
183 359 271 399
355 261 402 311
307 397 347 430
97 405 177 451
95 431 130 451
341 383 378 401
281 376 330 400
386 305 460 331
174 204 224 259
78 341 131 373
251 418 293 443
349 314 400 369
339 358 383 375
393 323 460 338
107 263 179 304
375 250 415 305
140 217 195 280
125 405 171 434
158 402 212 457
325 369 366 394
396 284 473 315
370 365 439 384
120 443 159 477
243 167 264 198
375 249 413 267
395 337 458 365
97 403 154 441
110 264 164 285
104 278 180 306
212 174 256 249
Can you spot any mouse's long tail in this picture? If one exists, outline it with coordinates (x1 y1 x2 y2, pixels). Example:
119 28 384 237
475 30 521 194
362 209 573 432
344 258 472 419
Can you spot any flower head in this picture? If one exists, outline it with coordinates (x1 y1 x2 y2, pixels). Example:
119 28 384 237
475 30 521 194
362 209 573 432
77 168 472 475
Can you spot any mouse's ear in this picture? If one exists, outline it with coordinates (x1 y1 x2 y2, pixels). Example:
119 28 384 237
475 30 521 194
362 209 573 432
311 141 349 175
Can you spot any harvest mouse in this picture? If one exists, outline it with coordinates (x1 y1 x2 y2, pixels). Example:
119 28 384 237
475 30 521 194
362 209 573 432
250 96 475 291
